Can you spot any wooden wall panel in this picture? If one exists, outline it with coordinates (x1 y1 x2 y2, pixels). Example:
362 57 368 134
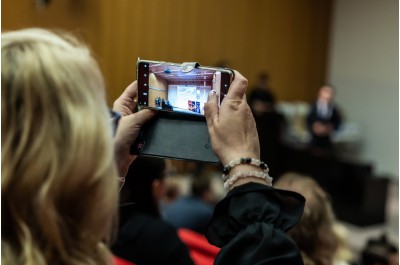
2 0 332 104
2 0 101 46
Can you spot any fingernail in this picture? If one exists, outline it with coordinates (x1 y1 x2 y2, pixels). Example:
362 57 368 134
208 90 217 100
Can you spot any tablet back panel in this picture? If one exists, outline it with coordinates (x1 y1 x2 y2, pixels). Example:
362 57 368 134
131 112 219 164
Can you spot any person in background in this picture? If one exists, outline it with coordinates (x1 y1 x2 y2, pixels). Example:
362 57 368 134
248 72 277 116
163 173 215 234
112 157 194 265
307 85 342 152
161 172 221 265
163 175 182 203
247 72 285 176
274 172 353 265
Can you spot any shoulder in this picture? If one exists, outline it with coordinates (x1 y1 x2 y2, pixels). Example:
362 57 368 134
114 215 193 265
121 214 186 248
125 213 178 238
147 218 180 238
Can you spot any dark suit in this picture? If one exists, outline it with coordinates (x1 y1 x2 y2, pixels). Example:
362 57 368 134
307 102 341 149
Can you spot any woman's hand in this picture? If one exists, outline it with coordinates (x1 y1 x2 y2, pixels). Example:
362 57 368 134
204 70 260 166
113 81 156 177
205 71 265 190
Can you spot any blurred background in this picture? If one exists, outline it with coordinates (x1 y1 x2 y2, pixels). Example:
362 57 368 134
3 0 398 263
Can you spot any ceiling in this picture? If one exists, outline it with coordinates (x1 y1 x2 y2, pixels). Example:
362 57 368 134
149 63 215 81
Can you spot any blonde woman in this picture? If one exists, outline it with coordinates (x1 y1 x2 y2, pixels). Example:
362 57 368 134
274 173 353 265
1 28 155 265
3 28 307 265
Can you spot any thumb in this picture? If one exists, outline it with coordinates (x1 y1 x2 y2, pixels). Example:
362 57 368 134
204 90 219 127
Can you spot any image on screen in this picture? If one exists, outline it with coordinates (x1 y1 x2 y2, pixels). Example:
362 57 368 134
138 62 228 115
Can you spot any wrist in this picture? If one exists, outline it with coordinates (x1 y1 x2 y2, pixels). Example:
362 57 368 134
229 164 263 176
220 153 260 166
220 156 272 192
229 176 269 190
114 142 135 177
222 157 266 180
116 155 135 178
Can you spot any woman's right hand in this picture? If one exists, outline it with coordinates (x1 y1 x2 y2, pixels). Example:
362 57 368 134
204 70 260 167
113 81 157 177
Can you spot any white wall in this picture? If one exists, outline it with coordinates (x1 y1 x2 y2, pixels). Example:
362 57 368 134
327 0 399 177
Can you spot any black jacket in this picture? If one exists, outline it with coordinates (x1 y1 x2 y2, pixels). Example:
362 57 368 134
112 205 194 265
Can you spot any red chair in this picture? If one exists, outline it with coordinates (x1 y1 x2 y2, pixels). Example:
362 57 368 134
178 228 220 265
114 256 135 265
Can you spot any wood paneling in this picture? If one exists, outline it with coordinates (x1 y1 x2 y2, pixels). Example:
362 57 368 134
2 0 332 103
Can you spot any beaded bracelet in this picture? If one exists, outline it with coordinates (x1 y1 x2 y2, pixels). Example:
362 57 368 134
222 158 269 181
223 170 273 191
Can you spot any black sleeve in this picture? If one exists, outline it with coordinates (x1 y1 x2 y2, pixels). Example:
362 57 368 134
206 183 305 265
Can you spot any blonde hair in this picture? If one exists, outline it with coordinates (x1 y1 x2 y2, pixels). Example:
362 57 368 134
2 28 118 265
274 173 352 265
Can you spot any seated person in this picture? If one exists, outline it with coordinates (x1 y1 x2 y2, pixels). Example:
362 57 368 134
274 172 353 265
163 174 215 234
2 28 157 265
113 157 194 265
3 28 305 265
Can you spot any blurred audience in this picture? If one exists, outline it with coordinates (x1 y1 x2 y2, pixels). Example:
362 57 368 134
112 157 194 265
275 172 353 265
161 171 221 265
307 85 342 152
163 173 215 234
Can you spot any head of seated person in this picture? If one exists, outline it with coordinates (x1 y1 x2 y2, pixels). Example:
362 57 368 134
2 28 119 265
191 173 216 205
120 157 167 218
274 172 352 265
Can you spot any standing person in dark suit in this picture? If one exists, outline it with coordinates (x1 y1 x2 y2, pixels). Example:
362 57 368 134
307 85 342 151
